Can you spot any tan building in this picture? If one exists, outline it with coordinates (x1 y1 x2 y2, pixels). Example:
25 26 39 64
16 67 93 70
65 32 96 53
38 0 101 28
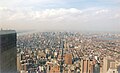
81 58 93 73
103 57 115 73
17 54 21 72
64 40 69 51
37 51 46 59
50 65 60 73
64 53 72 65
100 62 103 73
107 62 118 73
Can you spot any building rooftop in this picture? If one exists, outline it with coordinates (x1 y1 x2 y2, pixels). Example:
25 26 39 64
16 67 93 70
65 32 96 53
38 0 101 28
0 30 16 35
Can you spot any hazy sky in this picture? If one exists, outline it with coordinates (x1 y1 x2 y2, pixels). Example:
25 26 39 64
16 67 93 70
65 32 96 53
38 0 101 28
0 0 120 32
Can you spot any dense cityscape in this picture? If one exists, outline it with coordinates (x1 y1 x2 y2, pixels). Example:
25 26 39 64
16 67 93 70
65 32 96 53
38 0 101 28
1 0 120 73
17 32 120 73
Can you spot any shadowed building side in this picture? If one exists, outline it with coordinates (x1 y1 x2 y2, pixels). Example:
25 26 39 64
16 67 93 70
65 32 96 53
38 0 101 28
0 30 17 73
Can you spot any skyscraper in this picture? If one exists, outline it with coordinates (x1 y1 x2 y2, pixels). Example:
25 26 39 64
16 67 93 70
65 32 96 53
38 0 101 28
81 58 94 73
103 56 114 73
0 30 17 73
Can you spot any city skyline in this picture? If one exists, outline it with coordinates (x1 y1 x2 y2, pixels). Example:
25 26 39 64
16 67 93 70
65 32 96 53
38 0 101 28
0 0 120 32
17 31 120 73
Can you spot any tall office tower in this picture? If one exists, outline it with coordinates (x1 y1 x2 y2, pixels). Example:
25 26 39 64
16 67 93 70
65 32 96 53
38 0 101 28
81 58 93 73
93 63 100 73
103 56 114 73
17 54 21 72
0 30 17 73
107 62 118 73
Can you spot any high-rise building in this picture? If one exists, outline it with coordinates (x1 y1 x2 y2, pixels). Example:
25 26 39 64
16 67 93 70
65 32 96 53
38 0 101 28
103 56 114 73
107 62 118 73
0 30 17 73
81 58 94 73
64 40 69 51
17 54 21 72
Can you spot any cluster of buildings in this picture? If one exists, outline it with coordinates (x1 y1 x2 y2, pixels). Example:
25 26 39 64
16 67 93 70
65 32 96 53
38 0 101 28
0 30 120 73
17 32 120 73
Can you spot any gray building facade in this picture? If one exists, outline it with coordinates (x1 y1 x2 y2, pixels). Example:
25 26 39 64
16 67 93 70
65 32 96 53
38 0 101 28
0 30 17 73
